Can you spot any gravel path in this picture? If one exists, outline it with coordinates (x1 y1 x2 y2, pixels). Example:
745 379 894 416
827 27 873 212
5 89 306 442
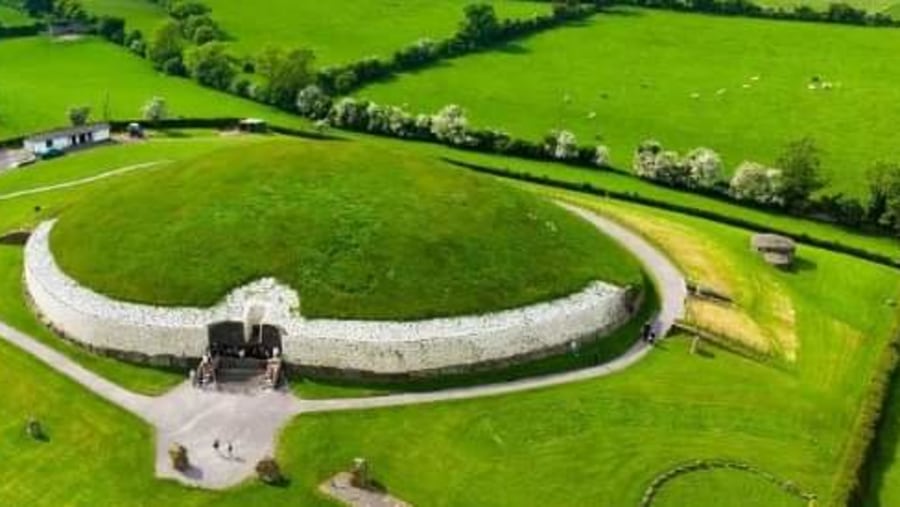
0 203 686 489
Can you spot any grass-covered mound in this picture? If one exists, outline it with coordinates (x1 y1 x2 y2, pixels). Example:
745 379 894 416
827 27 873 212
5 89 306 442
50 139 641 319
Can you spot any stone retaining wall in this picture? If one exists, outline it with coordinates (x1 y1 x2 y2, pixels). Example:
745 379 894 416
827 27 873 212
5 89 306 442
25 219 631 376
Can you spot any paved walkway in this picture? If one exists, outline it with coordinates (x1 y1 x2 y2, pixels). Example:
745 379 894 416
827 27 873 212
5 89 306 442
0 204 685 489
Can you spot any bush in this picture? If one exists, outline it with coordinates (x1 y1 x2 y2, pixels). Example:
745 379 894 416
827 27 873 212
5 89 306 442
730 161 785 206
296 85 332 120
431 104 471 146
168 443 189 472
184 42 236 90
545 129 579 160
96 16 125 44
682 147 723 189
142 96 168 121
168 0 210 20
255 457 284 485
67 105 90 126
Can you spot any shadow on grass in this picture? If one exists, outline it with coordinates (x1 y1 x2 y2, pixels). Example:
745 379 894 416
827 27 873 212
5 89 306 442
494 42 530 55
791 257 817 273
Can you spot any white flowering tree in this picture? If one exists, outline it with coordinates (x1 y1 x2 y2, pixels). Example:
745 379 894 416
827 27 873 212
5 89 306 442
431 105 470 145
329 97 368 129
683 147 723 189
633 139 664 180
546 130 578 160
386 106 414 137
594 145 610 168
365 102 389 133
141 97 167 122
295 85 331 119
729 161 785 206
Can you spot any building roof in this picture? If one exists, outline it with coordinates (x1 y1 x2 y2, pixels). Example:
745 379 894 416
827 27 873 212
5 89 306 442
25 123 110 143
751 233 796 253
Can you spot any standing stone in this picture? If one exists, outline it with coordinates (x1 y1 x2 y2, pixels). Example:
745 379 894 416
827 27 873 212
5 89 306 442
169 443 190 472
350 457 371 490
26 417 44 440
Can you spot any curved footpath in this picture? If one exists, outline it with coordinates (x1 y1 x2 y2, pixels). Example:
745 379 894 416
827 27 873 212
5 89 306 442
0 161 167 202
0 203 686 489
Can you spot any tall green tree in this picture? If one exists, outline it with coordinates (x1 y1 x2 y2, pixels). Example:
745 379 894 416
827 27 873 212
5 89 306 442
23 0 54 17
67 105 90 126
184 42 236 90
458 3 500 46
776 137 827 207
255 46 315 109
147 20 185 74
866 162 900 235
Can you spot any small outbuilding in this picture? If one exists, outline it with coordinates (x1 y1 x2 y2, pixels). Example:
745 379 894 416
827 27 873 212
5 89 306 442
23 123 111 156
238 118 268 133
751 233 796 268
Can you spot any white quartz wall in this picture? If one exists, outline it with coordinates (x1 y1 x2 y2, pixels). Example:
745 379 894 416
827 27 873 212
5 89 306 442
25 220 631 374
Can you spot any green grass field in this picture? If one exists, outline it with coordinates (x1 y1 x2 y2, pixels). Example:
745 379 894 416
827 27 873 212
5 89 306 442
359 8 900 195
51 138 642 318
0 182 896 505
82 0 168 36
205 0 550 64
0 36 309 139
81 0 551 65
0 4 31 26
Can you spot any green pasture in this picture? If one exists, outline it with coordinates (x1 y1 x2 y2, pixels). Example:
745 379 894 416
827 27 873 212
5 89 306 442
82 0 168 36
0 182 896 505
78 0 550 65
0 4 30 26
0 36 309 139
194 0 549 65
359 8 900 195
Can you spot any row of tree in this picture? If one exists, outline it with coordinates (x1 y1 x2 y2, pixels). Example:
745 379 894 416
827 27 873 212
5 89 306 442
123 2 593 111
591 0 899 27
316 2 593 95
633 138 900 235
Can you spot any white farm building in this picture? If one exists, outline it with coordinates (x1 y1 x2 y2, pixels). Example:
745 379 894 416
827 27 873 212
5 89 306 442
24 123 111 155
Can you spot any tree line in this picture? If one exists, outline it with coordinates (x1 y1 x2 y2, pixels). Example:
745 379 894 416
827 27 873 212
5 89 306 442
583 0 900 28
633 137 900 236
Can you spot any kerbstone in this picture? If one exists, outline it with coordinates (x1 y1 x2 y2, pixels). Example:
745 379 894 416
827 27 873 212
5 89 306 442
25 220 629 374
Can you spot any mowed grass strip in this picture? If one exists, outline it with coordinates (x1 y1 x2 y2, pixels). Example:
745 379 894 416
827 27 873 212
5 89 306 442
51 138 642 319
0 36 309 139
359 8 900 195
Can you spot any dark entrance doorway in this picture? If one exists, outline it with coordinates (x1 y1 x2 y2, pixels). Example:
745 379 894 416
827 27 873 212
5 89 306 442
207 321 282 359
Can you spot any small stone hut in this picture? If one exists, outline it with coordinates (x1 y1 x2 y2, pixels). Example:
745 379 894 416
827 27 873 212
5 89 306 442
751 234 796 268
